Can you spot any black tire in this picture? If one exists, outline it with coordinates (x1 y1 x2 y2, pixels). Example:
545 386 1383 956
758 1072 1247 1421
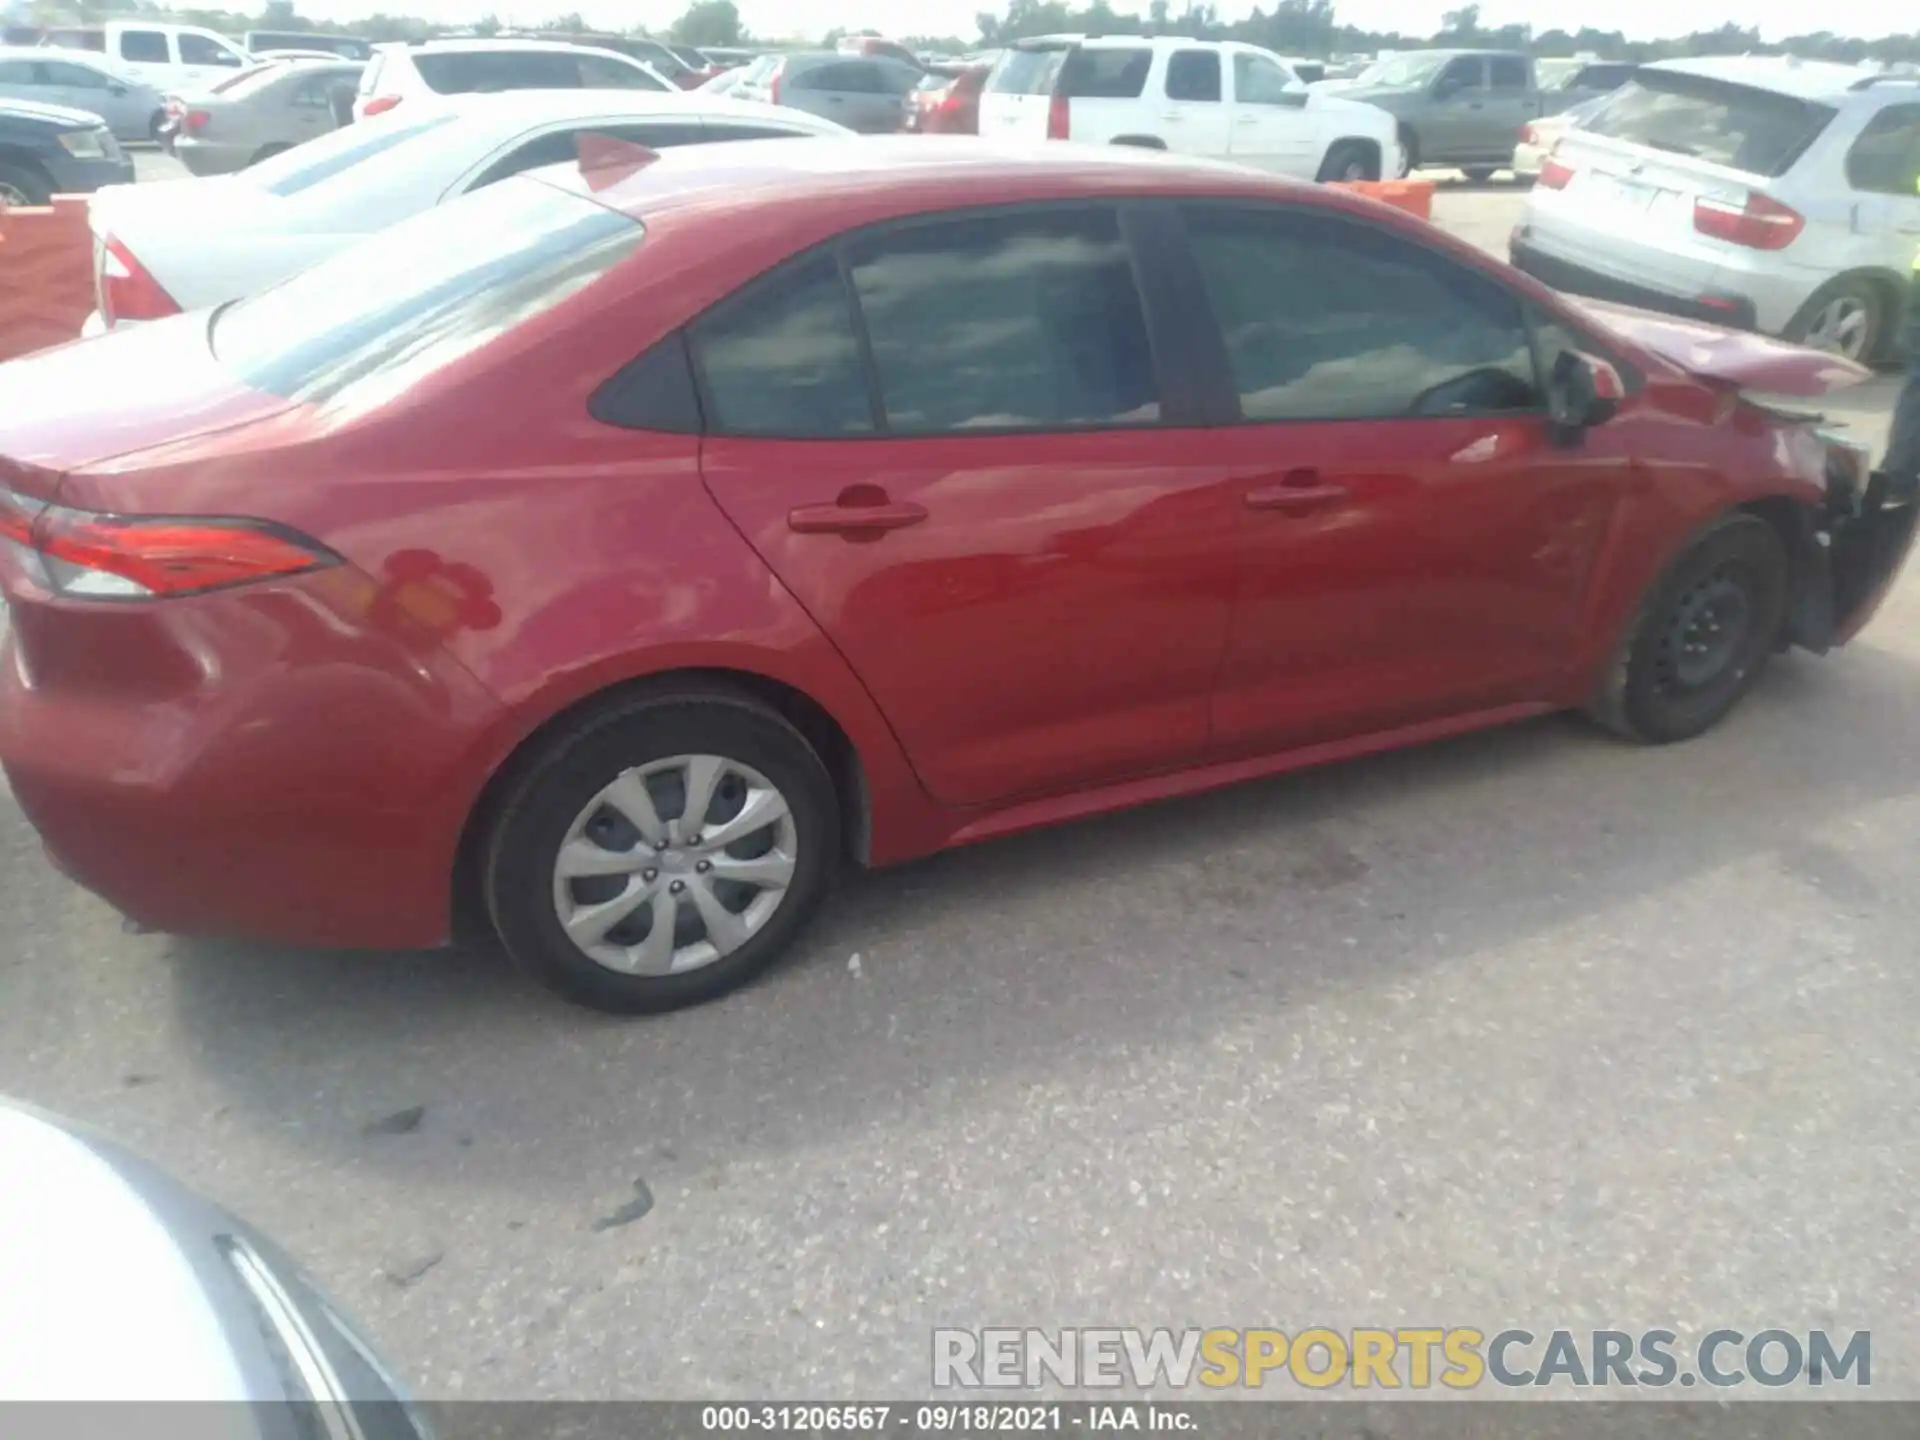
148 110 167 141
247 143 293 167
484 688 840 1014
1462 165 1500 183
1783 275 1890 365
1396 128 1419 177
1316 139 1379 183
1586 514 1790 744
0 161 52 207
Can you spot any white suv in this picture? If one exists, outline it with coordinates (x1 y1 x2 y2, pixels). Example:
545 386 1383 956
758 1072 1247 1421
978 35 1401 183
354 38 671 120
1512 57 1920 363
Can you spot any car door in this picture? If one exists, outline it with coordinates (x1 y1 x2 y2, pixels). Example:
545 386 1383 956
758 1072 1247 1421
834 61 900 132
283 69 343 143
0 58 48 108
692 205 1242 807
1481 54 1535 157
1226 49 1316 176
1170 201 1625 755
1843 102 1920 280
1423 54 1489 163
1159 48 1230 158
37 58 122 132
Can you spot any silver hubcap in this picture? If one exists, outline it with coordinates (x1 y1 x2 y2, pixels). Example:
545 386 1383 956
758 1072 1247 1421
551 754 798 976
0 181 29 206
1804 296 1871 359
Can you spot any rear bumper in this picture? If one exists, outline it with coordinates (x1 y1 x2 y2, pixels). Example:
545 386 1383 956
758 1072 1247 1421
0 566 505 951
1510 233 1758 331
174 139 254 177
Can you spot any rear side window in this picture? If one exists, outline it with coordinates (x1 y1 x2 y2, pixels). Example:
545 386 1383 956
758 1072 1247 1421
1057 47 1151 99
1181 204 1539 421
988 46 1066 95
242 111 458 196
213 178 641 407
1846 103 1920 196
1166 51 1222 103
691 254 875 437
415 49 580 93
466 121 709 189
117 29 169 63
1489 55 1528 90
1585 72 1835 177
792 61 873 92
180 33 241 66
845 208 1160 433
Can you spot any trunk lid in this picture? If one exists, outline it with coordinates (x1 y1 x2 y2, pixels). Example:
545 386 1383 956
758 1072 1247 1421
978 43 1068 139
0 313 292 492
1570 297 1874 399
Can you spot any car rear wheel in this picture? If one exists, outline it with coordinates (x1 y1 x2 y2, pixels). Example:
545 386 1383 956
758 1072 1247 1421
1784 277 1886 364
484 689 839 1014
1587 514 1790 744
0 162 51 207
1317 140 1379 183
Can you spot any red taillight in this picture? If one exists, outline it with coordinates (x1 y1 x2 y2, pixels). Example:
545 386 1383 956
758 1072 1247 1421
1693 191 1803 251
182 107 210 134
98 235 180 325
0 486 336 600
361 93 401 117
1047 92 1069 140
1538 155 1576 190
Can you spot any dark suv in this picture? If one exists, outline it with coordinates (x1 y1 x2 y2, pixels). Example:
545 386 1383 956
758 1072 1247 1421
0 96 133 205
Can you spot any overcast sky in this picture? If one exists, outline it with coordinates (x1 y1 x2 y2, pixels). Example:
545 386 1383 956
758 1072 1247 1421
290 0 1900 43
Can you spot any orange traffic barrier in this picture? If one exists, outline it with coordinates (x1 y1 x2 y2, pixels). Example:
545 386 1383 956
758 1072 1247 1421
1330 178 1435 223
0 195 93 365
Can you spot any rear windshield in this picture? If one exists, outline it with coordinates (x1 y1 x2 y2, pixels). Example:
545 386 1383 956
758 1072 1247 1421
415 49 593 93
1583 71 1835 177
1057 47 1151 99
213 177 641 407
988 46 1066 95
239 111 457 196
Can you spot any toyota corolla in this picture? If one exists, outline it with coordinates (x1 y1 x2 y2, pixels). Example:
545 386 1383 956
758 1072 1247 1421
0 137 1910 1013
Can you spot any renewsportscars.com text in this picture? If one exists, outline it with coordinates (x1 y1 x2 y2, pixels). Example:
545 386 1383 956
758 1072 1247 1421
932 1327 1871 1391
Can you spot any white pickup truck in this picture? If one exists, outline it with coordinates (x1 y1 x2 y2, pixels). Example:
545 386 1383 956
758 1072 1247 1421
977 34 1402 183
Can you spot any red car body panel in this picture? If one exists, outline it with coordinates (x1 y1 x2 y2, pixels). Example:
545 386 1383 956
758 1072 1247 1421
0 143 1905 952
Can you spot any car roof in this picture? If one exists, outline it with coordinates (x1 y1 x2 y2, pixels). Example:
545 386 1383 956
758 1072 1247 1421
386 37 637 56
565 133 1328 224
1644 54 1883 102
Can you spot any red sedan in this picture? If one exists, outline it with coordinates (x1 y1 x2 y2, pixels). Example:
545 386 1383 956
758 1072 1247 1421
0 139 1911 1014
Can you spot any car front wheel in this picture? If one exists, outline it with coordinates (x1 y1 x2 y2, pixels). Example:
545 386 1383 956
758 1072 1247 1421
1587 514 1790 744
484 689 840 1014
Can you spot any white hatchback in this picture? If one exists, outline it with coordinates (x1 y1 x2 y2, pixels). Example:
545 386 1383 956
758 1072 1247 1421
81 90 849 331
1512 58 1920 362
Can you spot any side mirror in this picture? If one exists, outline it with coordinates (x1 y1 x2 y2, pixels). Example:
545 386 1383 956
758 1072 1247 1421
1548 349 1624 437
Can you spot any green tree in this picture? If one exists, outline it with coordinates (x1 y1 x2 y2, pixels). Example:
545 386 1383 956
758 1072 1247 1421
671 0 743 46
1438 3 1480 40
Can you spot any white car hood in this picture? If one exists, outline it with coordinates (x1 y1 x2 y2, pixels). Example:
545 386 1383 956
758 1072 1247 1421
1310 91 1399 133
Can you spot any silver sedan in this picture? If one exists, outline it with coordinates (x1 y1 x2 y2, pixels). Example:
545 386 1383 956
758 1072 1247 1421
170 57 362 176
0 47 165 142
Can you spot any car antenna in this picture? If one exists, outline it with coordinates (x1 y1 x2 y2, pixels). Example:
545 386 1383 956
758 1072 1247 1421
575 133 659 190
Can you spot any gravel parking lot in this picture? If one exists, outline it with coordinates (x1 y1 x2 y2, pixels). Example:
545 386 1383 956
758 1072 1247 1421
5 154 1914 1400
